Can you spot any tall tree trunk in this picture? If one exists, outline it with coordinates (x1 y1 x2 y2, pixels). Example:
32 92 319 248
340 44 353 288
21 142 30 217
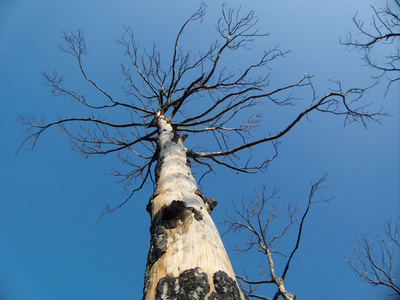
143 115 246 300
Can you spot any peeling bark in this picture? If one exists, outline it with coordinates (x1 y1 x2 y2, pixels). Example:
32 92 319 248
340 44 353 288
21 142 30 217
143 115 246 300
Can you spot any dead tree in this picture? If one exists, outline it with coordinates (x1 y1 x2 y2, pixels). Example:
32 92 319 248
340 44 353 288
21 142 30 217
345 218 400 297
19 4 383 299
341 0 400 93
225 176 329 300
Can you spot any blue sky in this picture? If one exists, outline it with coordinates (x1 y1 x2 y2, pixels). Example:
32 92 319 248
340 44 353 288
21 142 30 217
1 0 399 299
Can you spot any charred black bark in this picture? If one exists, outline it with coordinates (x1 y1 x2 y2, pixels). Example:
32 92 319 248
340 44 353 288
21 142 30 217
186 158 192 168
209 271 244 300
195 189 218 214
171 130 188 144
155 267 211 300
160 200 203 227
154 268 245 300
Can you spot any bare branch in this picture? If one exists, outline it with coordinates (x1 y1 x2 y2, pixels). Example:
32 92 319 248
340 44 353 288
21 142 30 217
193 84 384 160
342 1 400 92
230 176 329 300
18 113 153 152
281 175 330 280
97 155 155 223
346 217 400 296
59 31 154 113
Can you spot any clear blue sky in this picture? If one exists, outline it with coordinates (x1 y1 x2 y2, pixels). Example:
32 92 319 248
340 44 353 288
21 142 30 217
1 0 399 299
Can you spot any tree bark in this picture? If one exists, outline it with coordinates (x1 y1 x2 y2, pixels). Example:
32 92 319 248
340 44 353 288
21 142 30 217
143 115 246 299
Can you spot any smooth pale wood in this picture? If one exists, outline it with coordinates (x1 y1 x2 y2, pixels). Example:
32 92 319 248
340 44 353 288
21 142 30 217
143 116 245 299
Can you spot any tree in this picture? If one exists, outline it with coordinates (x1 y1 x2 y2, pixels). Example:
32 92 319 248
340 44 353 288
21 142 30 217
341 0 400 93
225 176 330 300
19 4 382 299
345 218 400 298
341 3 400 297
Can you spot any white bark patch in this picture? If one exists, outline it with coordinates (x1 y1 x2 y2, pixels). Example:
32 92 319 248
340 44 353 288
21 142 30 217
151 117 204 218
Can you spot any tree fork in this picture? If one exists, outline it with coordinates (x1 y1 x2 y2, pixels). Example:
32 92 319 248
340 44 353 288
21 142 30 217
143 115 246 299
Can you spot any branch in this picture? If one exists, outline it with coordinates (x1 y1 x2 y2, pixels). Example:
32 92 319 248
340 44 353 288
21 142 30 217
341 2 400 92
18 114 152 152
97 154 156 223
346 217 400 296
58 31 154 113
194 87 379 159
230 176 330 300
281 174 330 280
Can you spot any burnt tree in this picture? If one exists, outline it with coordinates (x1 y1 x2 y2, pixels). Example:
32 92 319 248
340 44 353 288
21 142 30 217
19 4 382 300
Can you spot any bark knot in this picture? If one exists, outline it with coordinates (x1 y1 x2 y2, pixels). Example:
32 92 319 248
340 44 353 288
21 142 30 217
195 189 218 214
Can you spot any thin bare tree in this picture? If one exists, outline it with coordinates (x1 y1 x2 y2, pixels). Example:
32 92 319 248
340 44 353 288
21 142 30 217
341 0 400 93
345 218 400 297
19 4 383 299
225 176 329 300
